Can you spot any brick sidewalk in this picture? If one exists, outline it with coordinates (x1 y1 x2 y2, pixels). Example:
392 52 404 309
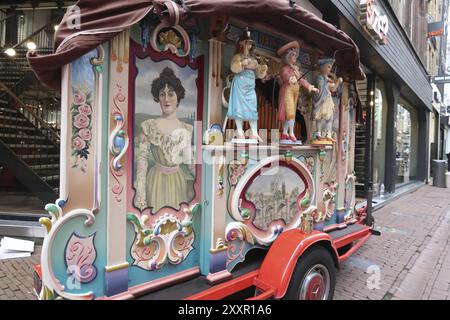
334 185 450 300
1 185 449 300
0 246 40 300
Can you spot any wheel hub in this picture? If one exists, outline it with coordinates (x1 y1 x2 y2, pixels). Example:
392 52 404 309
299 264 330 300
303 273 324 300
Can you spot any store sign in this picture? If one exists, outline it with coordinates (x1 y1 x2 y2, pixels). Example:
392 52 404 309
428 21 445 38
433 76 450 84
359 0 389 45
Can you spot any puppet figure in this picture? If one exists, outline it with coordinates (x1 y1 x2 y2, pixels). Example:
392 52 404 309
312 58 343 145
277 41 318 144
227 28 268 143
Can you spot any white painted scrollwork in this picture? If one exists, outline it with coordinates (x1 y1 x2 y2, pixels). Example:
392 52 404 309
344 174 357 221
39 203 96 300
127 204 199 270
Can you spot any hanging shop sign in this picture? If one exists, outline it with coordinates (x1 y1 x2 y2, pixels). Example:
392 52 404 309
359 0 389 45
433 75 450 84
428 21 445 38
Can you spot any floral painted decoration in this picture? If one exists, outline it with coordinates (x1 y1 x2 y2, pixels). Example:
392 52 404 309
72 89 93 172
228 160 248 187
298 156 315 175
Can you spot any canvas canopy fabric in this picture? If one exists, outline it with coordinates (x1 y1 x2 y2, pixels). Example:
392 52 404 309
28 0 365 90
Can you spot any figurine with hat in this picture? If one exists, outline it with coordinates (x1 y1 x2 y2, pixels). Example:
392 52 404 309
277 41 319 145
227 28 268 144
311 57 343 145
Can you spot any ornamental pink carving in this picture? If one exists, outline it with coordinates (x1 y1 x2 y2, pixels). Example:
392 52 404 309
73 91 86 106
78 128 92 141
65 233 97 284
72 88 94 173
72 136 86 151
78 104 93 116
74 113 90 129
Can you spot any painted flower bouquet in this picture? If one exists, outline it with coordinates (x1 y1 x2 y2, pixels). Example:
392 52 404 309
71 88 93 172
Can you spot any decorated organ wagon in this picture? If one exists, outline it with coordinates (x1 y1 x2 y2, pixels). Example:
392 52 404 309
29 0 376 300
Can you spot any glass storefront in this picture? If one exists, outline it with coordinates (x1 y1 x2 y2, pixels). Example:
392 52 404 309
354 75 422 200
395 104 418 185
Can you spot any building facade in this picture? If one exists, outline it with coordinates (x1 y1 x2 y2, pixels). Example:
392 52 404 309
311 0 437 208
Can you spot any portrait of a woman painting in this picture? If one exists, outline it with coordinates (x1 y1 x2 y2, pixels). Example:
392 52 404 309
133 63 197 213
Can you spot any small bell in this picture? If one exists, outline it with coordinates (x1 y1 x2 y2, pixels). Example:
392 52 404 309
240 152 249 166
285 151 293 164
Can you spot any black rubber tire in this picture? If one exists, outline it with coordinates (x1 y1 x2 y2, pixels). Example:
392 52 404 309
283 246 336 300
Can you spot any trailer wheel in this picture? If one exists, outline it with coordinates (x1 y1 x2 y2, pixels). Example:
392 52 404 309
284 246 336 300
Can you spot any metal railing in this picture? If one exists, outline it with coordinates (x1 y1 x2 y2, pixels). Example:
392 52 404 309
0 81 60 147
8 14 62 52
0 139 58 205
0 19 60 146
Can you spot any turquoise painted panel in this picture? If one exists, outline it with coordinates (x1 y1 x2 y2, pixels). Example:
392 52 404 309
50 45 110 299
199 150 213 275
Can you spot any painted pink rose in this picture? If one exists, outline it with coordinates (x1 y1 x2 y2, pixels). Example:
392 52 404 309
74 114 90 129
78 128 92 141
73 136 86 150
78 104 92 116
73 92 86 106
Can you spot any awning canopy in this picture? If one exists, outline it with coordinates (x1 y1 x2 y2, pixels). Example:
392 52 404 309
28 0 365 91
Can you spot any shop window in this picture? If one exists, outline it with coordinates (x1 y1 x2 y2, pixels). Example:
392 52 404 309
395 104 418 185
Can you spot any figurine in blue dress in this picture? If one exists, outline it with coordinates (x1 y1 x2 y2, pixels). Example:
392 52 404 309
227 29 268 143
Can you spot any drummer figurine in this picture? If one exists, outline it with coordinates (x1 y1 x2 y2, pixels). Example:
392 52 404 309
311 58 343 145
277 41 318 145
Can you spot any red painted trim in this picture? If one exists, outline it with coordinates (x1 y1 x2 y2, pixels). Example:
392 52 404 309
333 225 371 249
132 39 201 70
253 277 273 292
338 233 371 263
34 264 42 279
323 224 341 233
256 229 338 299
186 270 259 300
247 288 276 300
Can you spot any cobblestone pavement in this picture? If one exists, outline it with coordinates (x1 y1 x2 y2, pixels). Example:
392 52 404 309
1 185 449 300
0 246 40 300
334 185 450 300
